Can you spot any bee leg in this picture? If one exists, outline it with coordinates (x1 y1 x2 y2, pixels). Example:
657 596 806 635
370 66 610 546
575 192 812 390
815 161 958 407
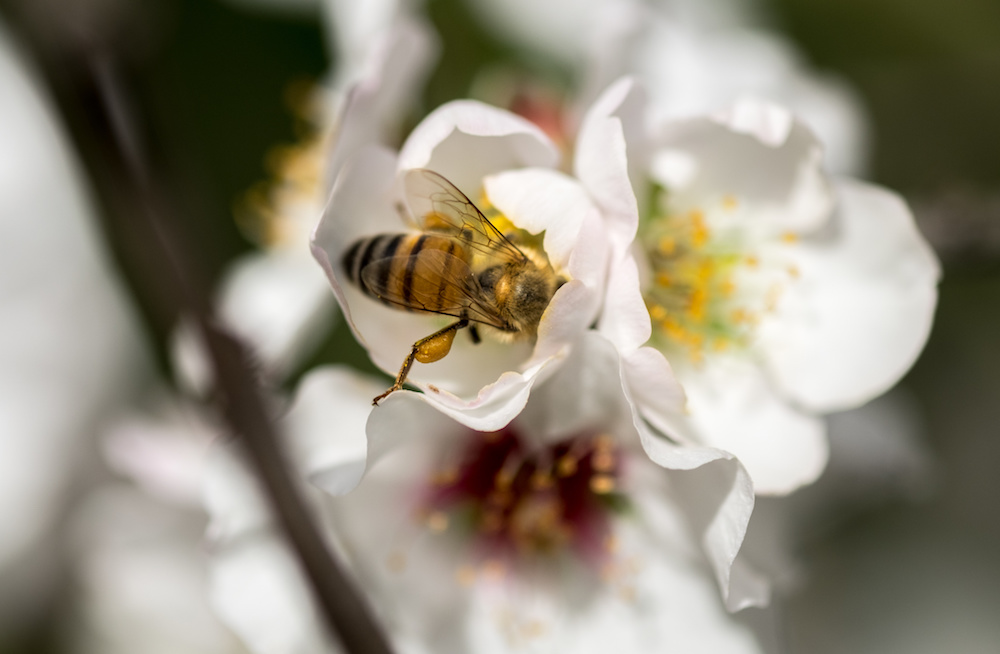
372 319 469 406
468 324 481 344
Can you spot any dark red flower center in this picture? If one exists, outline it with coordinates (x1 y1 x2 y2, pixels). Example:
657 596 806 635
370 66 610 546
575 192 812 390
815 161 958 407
420 427 628 564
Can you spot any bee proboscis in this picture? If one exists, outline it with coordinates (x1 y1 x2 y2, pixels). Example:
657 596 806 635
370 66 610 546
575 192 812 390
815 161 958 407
342 168 563 405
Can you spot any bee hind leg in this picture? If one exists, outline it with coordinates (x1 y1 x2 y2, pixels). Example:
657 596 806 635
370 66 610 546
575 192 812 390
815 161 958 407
372 319 469 406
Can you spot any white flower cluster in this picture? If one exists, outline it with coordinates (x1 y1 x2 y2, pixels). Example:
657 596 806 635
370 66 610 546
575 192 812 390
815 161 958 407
221 1 933 650
43 0 939 652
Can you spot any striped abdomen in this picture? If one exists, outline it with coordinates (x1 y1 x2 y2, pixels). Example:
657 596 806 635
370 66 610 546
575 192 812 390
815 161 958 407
342 233 473 314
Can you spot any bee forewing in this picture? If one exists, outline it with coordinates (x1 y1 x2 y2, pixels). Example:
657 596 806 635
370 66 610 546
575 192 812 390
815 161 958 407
360 247 508 329
403 168 526 263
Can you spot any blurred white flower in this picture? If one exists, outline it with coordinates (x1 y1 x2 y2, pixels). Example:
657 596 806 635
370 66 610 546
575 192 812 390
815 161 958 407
67 485 249 654
311 99 612 429
206 334 770 653
593 79 940 495
175 0 437 392
0 18 146 622
466 0 868 176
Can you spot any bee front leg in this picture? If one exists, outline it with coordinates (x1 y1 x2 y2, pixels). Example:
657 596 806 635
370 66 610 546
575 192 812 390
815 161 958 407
372 319 469 405
468 324 481 344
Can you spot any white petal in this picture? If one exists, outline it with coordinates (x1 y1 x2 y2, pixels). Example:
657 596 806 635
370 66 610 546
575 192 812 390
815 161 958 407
102 398 215 507
397 100 560 197
483 167 593 272
599 250 653 352
631 429 770 610
70 487 242 654
325 0 410 78
320 413 472 645
574 76 646 246
325 19 439 189
202 445 271 544
209 534 334 654
517 331 636 446
663 359 829 495
217 252 337 379
759 179 940 412
463 0 610 65
0 24 145 575
284 367 386 496
619 346 687 425
603 17 870 176
656 98 834 234
401 368 540 433
311 145 413 370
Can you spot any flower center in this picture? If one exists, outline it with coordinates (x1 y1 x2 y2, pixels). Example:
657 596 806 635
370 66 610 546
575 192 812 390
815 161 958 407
640 190 799 363
235 80 328 250
420 428 626 564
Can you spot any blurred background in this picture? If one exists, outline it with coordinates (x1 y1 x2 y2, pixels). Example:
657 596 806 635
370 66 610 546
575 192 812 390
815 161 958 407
1 0 998 652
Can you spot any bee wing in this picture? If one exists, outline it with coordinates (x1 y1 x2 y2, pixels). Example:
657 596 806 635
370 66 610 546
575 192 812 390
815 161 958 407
403 168 527 264
360 249 510 330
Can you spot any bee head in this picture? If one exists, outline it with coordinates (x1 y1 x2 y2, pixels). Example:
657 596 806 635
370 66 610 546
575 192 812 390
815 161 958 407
488 262 560 336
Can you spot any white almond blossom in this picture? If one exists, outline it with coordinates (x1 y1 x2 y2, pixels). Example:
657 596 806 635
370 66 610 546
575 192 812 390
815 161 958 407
466 0 867 176
311 99 612 430
206 333 770 654
175 0 437 391
0 18 146 623
67 485 249 654
590 78 940 495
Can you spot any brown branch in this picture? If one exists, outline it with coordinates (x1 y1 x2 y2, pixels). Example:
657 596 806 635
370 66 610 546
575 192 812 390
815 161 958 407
2 9 393 654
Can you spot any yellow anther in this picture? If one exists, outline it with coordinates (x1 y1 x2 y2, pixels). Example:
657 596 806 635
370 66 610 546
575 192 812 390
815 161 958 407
787 264 801 279
426 511 449 533
691 225 710 249
663 317 686 340
530 470 554 490
655 272 672 288
594 434 616 450
431 467 459 486
766 284 783 312
686 288 707 322
486 488 512 507
745 255 759 268
455 565 477 587
592 449 616 472
523 621 546 638
556 455 578 477
658 236 676 255
649 303 668 321
781 231 798 244
722 195 738 211
589 475 616 494
482 559 507 580
720 278 736 297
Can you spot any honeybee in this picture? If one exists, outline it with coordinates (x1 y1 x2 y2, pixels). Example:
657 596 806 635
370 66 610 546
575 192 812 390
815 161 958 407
342 169 564 405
